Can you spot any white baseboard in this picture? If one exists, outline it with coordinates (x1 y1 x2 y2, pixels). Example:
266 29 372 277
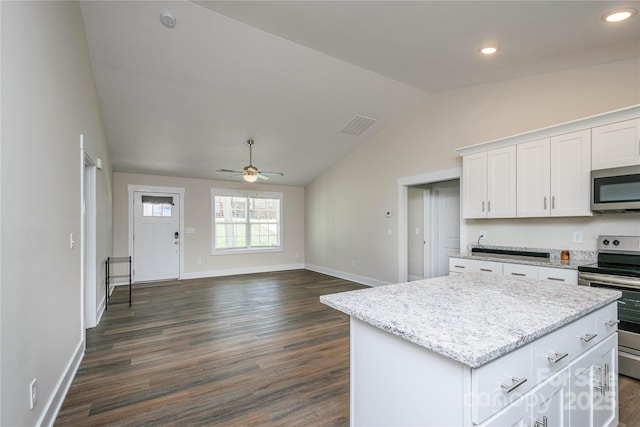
408 274 423 282
39 339 85 427
180 263 306 280
305 264 390 287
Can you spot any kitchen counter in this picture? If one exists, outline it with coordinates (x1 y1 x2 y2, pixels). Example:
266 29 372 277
450 251 592 270
320 272 620 368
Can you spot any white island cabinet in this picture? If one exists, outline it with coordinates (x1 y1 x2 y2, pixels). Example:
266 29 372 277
320 273 621 427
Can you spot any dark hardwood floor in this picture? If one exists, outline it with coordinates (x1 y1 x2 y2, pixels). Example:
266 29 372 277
56 270 366 426
56 269 640 426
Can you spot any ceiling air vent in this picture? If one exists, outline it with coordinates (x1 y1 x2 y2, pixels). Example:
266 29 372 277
340 115 377 136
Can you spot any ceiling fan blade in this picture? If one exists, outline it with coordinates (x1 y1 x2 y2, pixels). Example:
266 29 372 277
217 168 243 174
257 173 270 180
259 171 285 176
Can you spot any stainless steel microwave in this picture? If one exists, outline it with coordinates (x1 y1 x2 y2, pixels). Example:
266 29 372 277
592 165 640 212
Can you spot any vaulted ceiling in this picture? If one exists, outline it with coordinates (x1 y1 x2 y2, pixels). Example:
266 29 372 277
80 1 640 186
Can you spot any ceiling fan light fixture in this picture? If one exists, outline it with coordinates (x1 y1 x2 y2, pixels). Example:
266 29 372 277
604 9 636 22
243 173 258 183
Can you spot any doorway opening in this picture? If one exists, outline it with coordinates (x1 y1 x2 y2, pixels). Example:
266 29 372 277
81 139 98 328
397 168 466 283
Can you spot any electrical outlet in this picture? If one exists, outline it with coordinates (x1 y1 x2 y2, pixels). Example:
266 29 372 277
573 231 583 243
351 260 356 268
196 258 202 265
479 230 486 239
29 378 37 410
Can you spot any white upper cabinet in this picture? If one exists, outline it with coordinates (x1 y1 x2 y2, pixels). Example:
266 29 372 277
463 148 516 219
487 147 517 218
550 130 592 216
463 152 488 218
517 130 592 217
517 138 550 217
592 118 640 170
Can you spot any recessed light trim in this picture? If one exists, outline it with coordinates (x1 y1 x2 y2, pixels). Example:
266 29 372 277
480 46 499 55
604 9 636 23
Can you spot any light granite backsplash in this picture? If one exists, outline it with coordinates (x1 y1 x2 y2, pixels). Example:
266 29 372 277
468 244 597 262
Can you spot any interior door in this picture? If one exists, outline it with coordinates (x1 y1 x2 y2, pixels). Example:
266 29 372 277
424 180 460 278
133 192 180 282
433 181 460 277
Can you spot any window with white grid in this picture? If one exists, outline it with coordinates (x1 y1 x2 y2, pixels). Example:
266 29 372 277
211 189 282 253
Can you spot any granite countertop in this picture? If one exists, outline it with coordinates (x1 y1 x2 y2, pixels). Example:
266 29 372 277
320 272 620 368
450 252 594 270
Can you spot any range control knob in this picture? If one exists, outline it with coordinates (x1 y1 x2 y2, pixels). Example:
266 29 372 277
602 239 610 246
613 239 620 246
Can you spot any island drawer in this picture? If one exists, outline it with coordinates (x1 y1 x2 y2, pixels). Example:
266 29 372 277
471 344 532 424
597 302 619 339
531 310 598 383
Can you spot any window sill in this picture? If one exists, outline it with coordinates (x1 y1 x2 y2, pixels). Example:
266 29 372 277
212 247 283 256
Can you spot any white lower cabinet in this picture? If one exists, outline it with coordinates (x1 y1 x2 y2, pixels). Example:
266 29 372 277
569 333 617 427
449 257 578 285
479 332 617 427
481 371 569 427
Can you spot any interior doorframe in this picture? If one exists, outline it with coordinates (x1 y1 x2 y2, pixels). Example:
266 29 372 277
422 188 433 279
82 143 98 328
397 168 466 283
128 184 185 282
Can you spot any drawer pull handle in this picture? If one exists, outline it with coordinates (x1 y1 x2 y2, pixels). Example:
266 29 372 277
581 333 597 343
501 376 527 394
548 352 569 364
547 277 565 282
605 319 620 327
511 272 526 277
454 265 466 269
534 416 548 427
479 268 493 272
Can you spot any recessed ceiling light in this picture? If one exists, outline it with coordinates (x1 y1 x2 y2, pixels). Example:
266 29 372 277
604 9 636 23
479 46 499 55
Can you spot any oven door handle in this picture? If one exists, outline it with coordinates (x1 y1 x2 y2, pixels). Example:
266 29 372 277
579 273 640 289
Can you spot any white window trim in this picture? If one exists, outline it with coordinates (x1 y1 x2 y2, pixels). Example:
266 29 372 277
210 188 283 255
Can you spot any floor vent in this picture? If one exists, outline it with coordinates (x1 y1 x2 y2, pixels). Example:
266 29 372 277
340 115 377 136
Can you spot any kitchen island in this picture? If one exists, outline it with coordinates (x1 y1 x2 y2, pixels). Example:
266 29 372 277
320 272 621 427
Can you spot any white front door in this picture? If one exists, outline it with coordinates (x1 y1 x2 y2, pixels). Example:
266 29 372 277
133 191 180 282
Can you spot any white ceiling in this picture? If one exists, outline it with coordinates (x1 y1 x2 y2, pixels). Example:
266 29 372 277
80 1 640 186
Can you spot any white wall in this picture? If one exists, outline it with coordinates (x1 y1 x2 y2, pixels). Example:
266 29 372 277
114 173 305 278
306 59 640 285
0 2 113 425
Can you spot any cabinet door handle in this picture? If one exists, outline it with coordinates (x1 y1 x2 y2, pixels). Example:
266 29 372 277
552 196 555 209
548 351 569 364
605 319 620 327
544 196 547 209
510 272 526 277
581 333 597 343
487 200 491 212
501 376 527 393
534 416 548 427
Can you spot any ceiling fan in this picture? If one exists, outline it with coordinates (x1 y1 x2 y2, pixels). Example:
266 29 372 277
217 139 285 182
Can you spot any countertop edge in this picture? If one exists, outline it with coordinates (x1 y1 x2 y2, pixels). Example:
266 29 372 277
320 291 621 368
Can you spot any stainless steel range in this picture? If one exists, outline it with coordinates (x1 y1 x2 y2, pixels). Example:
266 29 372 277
578 235 640 380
